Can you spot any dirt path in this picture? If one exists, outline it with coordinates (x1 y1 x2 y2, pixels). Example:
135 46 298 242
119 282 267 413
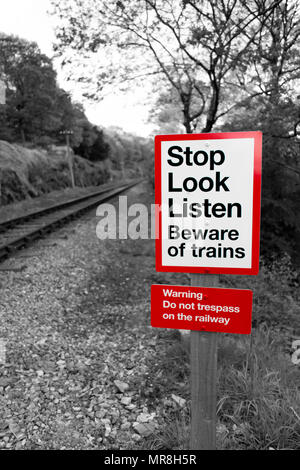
0 182 189 450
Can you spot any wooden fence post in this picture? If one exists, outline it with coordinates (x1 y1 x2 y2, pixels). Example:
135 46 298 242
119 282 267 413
66 133 75 188
190 273 219 450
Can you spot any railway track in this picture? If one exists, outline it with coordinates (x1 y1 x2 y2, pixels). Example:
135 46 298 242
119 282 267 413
0 179 141 263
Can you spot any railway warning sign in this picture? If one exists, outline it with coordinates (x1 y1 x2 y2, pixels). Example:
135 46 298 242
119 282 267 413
155 131 262 275
151 284 253 335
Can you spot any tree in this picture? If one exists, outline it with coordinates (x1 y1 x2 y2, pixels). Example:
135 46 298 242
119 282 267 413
50 0 300 259
51 0 283 133
217 1 300 257
73 123 110 161
0 33 104 154
0 34 60 142
148 86 186 134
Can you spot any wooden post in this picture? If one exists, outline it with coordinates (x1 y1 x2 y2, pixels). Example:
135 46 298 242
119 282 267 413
190 273 219 450
66 133 75 188
0 79 5 204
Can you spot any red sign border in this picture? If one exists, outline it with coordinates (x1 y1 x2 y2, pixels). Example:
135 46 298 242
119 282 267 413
155 131 262 275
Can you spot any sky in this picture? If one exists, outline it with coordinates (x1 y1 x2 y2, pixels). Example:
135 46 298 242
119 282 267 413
0 0 153 136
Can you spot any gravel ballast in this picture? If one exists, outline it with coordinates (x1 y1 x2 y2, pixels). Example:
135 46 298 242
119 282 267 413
0 183 188 450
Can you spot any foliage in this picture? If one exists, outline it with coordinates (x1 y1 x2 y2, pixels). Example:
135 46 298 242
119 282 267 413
49 0 300 260
221 254 300 328
142 326 299 450
73 124 110 161
0 34 60 142
104 127 154 179
217 325 300 450
51 0 294 133
220 96 300 259
0 140 109 205
0 33 111 164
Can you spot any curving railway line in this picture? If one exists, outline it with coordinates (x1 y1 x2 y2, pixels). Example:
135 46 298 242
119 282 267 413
0 179 141 263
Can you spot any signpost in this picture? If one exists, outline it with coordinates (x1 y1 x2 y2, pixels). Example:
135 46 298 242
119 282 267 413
60 129 75 188
153 131 262 450
0 79 5 205
0 80 5 105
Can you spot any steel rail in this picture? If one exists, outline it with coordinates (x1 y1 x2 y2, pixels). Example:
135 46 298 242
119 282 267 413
0 180 138 232
0 179 141 262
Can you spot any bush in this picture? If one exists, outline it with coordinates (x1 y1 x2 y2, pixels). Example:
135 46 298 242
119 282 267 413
221 254 299 328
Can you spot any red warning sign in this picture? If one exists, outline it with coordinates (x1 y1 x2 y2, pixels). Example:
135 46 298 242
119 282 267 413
151 284 253 334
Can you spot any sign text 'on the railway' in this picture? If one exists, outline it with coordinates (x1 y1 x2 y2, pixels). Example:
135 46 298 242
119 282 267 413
151 284 253 335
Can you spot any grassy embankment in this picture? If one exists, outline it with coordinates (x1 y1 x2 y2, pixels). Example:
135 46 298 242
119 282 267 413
0 140 110 209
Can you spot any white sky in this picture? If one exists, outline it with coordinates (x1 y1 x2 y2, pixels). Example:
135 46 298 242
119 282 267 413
0 0 153 136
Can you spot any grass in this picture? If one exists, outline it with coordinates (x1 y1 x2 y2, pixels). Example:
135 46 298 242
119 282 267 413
145 326 299 450
217 325 300 450
0 140 109 207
